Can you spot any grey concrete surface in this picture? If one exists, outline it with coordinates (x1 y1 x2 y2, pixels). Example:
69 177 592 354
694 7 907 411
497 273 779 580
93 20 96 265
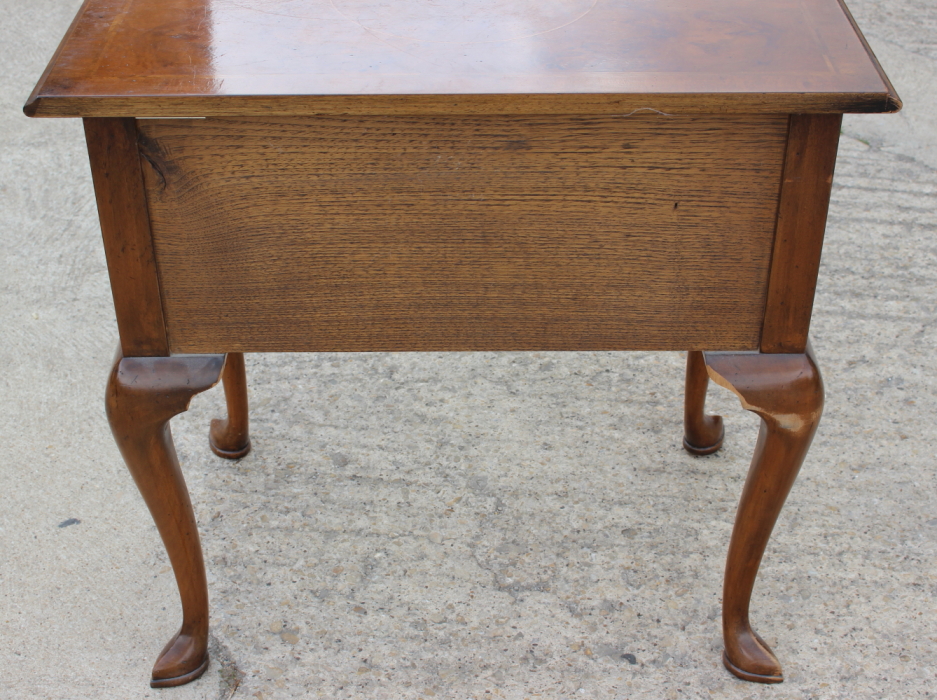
1 1 935 698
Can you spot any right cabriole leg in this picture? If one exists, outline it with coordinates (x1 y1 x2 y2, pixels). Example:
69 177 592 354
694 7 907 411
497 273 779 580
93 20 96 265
704 345 824 684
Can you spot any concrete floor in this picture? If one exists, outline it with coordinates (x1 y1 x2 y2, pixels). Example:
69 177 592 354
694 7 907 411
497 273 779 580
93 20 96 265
1 1 935 698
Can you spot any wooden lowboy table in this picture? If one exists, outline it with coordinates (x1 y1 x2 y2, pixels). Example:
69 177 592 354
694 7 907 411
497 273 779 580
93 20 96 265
27 0 899 688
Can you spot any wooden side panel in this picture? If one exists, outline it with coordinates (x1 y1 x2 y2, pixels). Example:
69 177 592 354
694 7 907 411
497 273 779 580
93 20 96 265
138 115 789 353
760 114 842 353
84 117 169 356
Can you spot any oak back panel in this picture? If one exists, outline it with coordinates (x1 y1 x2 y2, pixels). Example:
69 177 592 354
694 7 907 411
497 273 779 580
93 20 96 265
138 114 788 353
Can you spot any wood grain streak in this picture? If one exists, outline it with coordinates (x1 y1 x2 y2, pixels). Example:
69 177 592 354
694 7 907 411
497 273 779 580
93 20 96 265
137 115 787 353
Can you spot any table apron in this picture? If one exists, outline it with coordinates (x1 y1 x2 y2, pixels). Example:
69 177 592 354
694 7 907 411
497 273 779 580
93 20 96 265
86 113 837 355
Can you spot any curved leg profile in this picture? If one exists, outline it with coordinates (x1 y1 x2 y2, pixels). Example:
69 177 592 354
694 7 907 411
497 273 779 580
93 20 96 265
209 351 251 458
704 344 823 684
683 350 724 455
106 349 225 687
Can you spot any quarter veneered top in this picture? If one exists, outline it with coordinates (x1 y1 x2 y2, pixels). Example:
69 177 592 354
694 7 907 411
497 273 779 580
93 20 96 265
26 0 900 116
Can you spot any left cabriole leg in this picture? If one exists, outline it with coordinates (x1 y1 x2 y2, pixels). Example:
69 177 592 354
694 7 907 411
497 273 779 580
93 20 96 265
704 344 824 683
106 349 225 687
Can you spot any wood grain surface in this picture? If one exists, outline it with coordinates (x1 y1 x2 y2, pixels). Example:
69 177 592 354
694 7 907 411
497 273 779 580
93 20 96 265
137 114 788 353
25 0 899 117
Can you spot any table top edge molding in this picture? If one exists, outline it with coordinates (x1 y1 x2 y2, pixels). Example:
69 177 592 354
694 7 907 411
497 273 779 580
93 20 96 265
25 91 901 119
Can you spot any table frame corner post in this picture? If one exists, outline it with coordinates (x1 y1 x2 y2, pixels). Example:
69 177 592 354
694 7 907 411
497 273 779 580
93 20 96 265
702 344 824 683
760 112 843 355
83 116 171 358
105 348 225 687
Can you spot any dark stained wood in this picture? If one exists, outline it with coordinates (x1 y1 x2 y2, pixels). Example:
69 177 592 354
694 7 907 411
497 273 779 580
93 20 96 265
760 114 843 354
105 349 225 687
25 0 899 118
84 117 169 357
704 345 824 683
683 350 724 455
209 352 251 459
138 114 787 353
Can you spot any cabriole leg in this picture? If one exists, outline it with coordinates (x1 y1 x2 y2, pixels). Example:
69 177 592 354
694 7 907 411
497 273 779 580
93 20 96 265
704 344 824 683
683 350 725 455
105 349 225 687
209 351 251 458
